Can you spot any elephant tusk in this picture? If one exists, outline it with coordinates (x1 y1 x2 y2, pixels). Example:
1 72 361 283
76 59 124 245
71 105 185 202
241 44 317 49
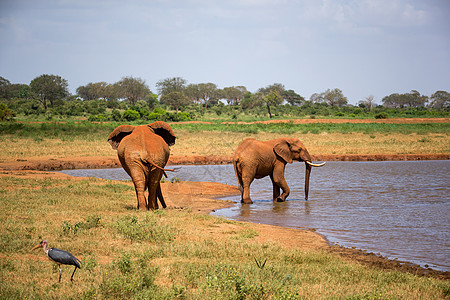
306 161 326 167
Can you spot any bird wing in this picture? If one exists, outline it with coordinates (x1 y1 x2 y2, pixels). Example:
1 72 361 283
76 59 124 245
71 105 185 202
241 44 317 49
48 248 81 268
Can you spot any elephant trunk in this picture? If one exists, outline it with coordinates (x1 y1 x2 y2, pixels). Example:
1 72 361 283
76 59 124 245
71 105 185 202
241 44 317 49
303 160 325 200
304 162 311 200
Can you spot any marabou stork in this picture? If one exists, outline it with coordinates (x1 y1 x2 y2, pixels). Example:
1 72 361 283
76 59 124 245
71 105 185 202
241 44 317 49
31 240 81 282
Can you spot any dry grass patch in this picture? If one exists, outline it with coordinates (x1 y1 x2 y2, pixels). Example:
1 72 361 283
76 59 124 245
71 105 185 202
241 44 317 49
0 173 448 299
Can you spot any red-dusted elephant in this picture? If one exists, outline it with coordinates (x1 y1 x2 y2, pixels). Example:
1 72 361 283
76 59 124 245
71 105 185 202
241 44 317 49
108 121 176 210
233 137 325 204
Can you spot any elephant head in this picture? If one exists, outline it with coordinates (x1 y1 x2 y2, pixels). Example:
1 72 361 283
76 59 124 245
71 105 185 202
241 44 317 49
108 121 176 150
273 138 325 200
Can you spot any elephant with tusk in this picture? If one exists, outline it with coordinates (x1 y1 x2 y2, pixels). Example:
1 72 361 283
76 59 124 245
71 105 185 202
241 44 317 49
233 137 325 204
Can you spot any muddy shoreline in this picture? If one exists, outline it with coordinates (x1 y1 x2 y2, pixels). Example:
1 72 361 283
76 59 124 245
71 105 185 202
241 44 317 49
1 156 449 280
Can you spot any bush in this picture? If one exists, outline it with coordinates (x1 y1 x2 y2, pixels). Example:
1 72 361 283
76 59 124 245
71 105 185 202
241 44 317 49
88 114 108 122
111 109 122 121
123 109 140 121
0 103 15 121
375 112 389 119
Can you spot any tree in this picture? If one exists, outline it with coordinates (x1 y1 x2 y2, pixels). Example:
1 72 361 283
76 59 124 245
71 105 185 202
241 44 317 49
0 76 11 99
310 93 324 103
156 77 187 97
283 89 305 106
382 90 428 108
429 91 450 109
240 92 262 110
30 74 69 110
160 91 190 112
258 83 285 118
223 86 247 105
359 95 376 111
115 76 150 106
185 83 219 111
322 88 348 107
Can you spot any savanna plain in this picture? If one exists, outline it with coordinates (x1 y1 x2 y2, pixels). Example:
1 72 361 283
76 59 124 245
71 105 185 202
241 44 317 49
0 118 449 299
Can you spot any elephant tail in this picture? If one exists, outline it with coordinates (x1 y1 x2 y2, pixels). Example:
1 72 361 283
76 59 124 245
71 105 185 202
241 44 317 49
233 157 244 192
143 157 174 178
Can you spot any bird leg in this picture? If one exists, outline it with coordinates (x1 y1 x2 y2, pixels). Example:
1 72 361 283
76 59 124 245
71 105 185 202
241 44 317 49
58 265 62 283
71 267 77 282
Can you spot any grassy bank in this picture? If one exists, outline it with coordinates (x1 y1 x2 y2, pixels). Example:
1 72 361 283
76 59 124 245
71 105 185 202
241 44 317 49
0 121 449 161
1 174 448 299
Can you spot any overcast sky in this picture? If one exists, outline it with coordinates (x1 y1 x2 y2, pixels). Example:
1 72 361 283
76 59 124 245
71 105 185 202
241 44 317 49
1 0 449 104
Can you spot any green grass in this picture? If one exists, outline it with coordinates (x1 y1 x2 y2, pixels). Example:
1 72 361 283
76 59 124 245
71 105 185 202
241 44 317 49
0 175 448 299
1 120 449 138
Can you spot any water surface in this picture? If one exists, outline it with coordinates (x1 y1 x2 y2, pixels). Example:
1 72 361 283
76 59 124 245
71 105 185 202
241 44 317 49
61 161 449 271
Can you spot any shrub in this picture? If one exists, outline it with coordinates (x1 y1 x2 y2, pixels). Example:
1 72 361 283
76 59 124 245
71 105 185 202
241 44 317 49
88 114 108 122
123 109 140 121
110 109 122 121
375 112 389 119
0 103 15 121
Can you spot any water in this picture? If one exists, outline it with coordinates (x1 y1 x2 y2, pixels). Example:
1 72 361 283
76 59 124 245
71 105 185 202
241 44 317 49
61 161 450 271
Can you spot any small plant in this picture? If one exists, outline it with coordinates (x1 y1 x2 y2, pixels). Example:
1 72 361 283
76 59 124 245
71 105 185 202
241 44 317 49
170 177 181 183
254 257 267 270
115 252 133 274
61 214 101 235
418 137 431 143
113 214 176 243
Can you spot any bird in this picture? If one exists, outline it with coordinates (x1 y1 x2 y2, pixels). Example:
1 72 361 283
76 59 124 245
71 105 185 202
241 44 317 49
31 240 81 282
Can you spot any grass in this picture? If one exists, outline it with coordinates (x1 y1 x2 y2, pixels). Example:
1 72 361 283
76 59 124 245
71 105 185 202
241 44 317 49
0 175 449 299
0 121 449 161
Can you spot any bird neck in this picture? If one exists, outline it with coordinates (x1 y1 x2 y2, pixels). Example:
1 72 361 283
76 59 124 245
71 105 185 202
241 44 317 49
42 243 49 255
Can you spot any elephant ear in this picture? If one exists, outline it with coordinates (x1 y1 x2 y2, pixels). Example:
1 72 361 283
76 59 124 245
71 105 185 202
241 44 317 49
273 139 293 164
108 125 136 150
148 121 176 146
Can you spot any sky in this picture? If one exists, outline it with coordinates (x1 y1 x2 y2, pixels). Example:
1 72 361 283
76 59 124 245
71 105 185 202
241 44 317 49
0 0 449 104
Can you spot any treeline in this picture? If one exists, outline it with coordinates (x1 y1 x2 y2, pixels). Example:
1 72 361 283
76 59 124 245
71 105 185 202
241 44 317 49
0 74 449 122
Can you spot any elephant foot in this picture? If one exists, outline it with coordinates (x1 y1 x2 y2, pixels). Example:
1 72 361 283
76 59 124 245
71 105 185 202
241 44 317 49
275 196 286 202
241 198 253 204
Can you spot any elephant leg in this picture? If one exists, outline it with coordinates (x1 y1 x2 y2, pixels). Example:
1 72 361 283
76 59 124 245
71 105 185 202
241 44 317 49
129 168 148 210
147 169 162 210
272 166 290 202
270 174 281 200
240 171 255 204
157 183 167 209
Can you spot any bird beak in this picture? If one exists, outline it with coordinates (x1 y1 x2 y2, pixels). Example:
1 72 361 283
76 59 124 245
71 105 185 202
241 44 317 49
31 244 41 251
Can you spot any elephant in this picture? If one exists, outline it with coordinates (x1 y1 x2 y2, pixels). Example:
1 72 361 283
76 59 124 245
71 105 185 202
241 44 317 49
233 137 325 204
108 121 176 210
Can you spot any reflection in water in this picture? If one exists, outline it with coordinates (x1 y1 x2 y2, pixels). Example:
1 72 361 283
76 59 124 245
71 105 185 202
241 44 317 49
61 161 449 271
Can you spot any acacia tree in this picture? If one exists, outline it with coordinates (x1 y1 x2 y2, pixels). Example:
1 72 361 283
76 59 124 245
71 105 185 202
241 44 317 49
429 91 450 109
156 77 187 97
223 86 247 105
0 76 11 99
323 88 348 107
258 83 285 118
185 83 220 111
115 76 150 106
30 74 69 110
382 90 428 108
160 91 190 112
283 89 305 106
